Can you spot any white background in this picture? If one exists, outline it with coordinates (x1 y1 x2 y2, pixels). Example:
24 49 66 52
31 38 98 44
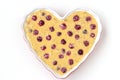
0 0 120 80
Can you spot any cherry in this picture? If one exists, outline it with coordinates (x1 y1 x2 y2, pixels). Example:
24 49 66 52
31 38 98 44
59 54 64 59
53 60 57 65
39 20 45 26
67 31 73 36
60 23 67 30
44 53 49 59
33 30 39 35
69 43 74 49
61 67 67 73
75 24 81 30
46 15 52 21
66 51 71 56
46 35 51 41
32 15 37 21
90 24 96 30
37 36 42 42
75 34 80 40
73 15 79 21
41 45 46 50
61 39 66 45
57 32 62 36
69 59 74 65
51 44 56 49
84 40 89 46
86 16 91 21
49 27 54 32
90 33 95 38
78 49 83 55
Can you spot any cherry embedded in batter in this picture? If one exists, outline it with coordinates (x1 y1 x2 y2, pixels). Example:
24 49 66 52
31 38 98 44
66 51 71 56
83 29 87 34
69 43 74 49
49 26 54 32
90 24 96 30
51 44 56 49
84 40 89 47
67 31 73 37
41 45 46 50
86 16 91 21
46 35 51 40
61 48 65 54
57 32 62 36
61 67 67 73
53 60 57 65
46 15 52 21
60 23 67 30
59 54 64 59
33 29 39 35
69 59 74 65
29 29 33 33
32 15 37 21
44 53 49 59
78 49 83 55
37 36 42 42
73 15 79 21
39 20 45 26
41 12 45 16
61 39 66 45
75 24 81 30
57 67 60 70
90 33 95 38
75 34 80 40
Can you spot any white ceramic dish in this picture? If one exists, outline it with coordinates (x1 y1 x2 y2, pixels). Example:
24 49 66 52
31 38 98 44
23 8 102 79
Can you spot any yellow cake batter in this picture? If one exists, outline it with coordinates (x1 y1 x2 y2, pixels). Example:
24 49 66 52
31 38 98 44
24 9 98 76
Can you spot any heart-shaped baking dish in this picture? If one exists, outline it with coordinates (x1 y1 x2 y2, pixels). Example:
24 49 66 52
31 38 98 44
24 8 102 78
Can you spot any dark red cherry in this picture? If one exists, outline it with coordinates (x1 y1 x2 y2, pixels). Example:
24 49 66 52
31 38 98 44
78 49 83 55
73 15 79 21
39 20 45 26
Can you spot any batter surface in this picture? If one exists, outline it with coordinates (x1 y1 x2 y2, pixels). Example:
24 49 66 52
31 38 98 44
24 9 98 76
